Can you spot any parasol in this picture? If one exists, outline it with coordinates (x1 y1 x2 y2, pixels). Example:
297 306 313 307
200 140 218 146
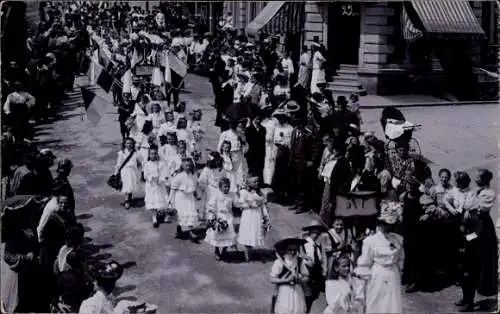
223 102 261 121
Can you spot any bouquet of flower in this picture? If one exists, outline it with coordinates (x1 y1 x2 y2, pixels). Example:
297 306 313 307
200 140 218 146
216 217 229 233
166 203 177 216
207 216 217 231
262 215 271 234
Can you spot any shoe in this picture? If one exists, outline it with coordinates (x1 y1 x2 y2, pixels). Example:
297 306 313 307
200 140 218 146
188 231 200 243
124 201 131 209
152 216 159 228
175 226 187 239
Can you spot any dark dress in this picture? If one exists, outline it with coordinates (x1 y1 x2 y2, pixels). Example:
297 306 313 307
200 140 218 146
215 83 234 130
401 192 424 285
245 123 266 181
6 165 38 197
2 230 46 313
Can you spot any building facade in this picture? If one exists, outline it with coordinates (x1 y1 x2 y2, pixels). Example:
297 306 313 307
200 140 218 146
223 1 267 30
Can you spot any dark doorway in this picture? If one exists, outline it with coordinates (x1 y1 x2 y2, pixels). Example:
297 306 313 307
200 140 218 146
285 32 302 65
328 2 361 65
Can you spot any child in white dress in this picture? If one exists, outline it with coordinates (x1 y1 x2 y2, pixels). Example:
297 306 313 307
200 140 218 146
220 140 237 193
324 254 364 314
176 116 195 153
158 110 176 139
270 238 309 314
167 158 200 242
159 132 178 163
188 109 205 158
148 102 166 137
143 145 168 228
173 101 187 125
166 140 190 183
204 177 237 260
238 176 270 262
114 137 141 209
197 152 225 221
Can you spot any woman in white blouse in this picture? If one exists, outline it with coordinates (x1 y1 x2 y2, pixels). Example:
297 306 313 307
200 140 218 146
310 42 326 95
271 109 294 204
217 121 248 191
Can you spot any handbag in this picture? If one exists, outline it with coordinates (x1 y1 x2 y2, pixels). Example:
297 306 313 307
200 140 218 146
107 151 135 190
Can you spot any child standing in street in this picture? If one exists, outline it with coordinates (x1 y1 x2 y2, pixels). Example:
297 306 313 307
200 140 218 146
197 152 225 222
238 176 270 262
114 137 142 209
143 145 168 228
204 177 237 260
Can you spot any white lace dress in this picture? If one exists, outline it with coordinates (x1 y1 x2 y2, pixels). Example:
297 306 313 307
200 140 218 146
204 190 237 248
115 149 141 194
170 172 198 231
237 189 269 247
143 160 168 211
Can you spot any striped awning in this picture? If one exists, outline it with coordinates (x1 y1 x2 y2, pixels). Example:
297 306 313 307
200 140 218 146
407 0 485 39
245 1 304 37
401 5 423 42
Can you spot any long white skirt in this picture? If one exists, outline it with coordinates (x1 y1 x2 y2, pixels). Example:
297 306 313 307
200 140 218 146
145 181 167 210
120 167 141 194
174 191 198 231
274 284 306 314
365 264 403 314
205 219 237 248
263 143 277 185
310 69 326 95
238 208 265 247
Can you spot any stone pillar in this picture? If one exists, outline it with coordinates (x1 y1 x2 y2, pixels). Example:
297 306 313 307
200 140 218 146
358 3 396 94
304 2 325 46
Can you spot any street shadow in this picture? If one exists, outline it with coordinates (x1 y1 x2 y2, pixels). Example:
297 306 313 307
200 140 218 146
81 242 114 257
476 298 498 312
84 236 93 243
131 197 144 208
115 296 138 303
34 138 63 146
121 261 138 270
113 284 137 297
88 252 113 262
76 213 94 220
83 226 92 232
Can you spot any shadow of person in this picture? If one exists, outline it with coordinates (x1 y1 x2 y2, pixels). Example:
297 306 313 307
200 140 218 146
113 284 137 297
121 261 138 270
76 213 94 220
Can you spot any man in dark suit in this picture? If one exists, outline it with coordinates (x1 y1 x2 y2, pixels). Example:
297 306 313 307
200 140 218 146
289 119 321 214
245 114 266 183
320 142 353 227
215 70 234 132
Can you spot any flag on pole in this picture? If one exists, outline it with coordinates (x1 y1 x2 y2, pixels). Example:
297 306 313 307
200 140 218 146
80 87 110 126
165 50 187 88
87 57 115 93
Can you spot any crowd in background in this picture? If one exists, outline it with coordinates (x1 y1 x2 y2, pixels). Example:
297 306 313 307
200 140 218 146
1 1 498 314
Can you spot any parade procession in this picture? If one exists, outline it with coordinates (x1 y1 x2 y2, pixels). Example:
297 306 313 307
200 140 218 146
1 1 499 313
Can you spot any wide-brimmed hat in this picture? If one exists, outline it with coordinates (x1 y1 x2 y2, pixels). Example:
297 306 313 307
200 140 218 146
95 261 124 281
274 237 307 250
302 220 328 232
285 101 300 113
378 201 403 224
272 108 290 118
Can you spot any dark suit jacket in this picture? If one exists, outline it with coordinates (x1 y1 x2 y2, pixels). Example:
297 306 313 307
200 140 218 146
328 157 353 197
245 123 266 165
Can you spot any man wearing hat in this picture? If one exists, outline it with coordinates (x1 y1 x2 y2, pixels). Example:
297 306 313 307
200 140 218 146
302 221 328 313
289 119 321 214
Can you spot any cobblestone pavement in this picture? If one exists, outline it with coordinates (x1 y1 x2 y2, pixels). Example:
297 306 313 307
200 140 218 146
29 74 498 313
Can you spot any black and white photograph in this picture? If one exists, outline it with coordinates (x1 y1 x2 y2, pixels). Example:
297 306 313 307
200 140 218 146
0 0 498 313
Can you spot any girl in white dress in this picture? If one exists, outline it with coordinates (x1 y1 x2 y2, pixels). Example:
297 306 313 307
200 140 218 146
167 140 191 184
354 202 404 314
238 176 270 262
204 177 237 260
324 255 364 313
176 116 195 154
114 138 141 209
270 238 309 314
188 109 205 158
143 145 168 228
197 152 225 221
130 96 150 139
147 102 166 137
158 110 176 139
217 121 247 191
167 158 200 242
159 132 178 164
220 141 237 193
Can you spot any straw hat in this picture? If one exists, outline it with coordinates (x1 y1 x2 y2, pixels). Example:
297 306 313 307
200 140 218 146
302 220 328 233
95 261 124 282
284 101 300 113
378 201 403 224
272 108 290 118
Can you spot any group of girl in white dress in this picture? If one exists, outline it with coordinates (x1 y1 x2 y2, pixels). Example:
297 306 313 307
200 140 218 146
113 100 271 260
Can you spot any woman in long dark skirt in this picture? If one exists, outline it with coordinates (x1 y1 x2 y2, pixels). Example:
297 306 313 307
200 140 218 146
456 169 498 311
271 111 294 204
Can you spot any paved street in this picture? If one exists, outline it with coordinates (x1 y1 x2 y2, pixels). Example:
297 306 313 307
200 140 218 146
32 73 498 313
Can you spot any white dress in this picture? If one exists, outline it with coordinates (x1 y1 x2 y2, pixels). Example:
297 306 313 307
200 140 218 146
297 52 311 88
148 112 166 136
204 190 237 248
158 121 176 137
261 118 277 185
143 160 168 211
78 290 114 314
218 130 248 190
170 172 198 230
131 104 148 136
237 189 269 247
271 257 308 314
114 150 141 194
356 231 404 314
133 133 150 167
176 128 195 153
159 144 177 164
197 167 226 216
310 51 326 94
324 277 365 313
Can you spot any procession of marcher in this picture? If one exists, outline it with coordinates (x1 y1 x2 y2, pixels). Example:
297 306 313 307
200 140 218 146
1 1 498 314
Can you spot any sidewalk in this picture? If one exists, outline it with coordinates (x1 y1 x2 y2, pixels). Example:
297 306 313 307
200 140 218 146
359 94 498 109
